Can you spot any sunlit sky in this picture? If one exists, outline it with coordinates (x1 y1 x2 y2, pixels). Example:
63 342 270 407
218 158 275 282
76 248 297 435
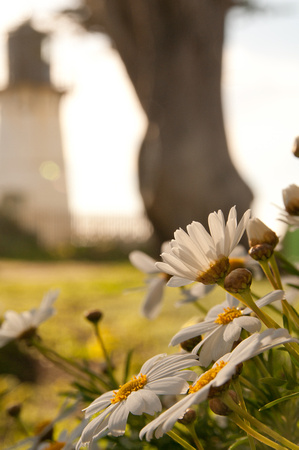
0 0 299 234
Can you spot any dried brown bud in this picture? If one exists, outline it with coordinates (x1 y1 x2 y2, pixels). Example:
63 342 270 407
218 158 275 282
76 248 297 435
248 243 273 261
85 309 103 324
223 268 252 294
177 408 197 425
7 403 21 417
209 390 238 416
180 335 202 353
247 218 279 249
292 136 299 158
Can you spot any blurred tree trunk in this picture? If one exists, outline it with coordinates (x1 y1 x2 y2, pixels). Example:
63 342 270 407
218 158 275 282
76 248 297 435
81 0 253 247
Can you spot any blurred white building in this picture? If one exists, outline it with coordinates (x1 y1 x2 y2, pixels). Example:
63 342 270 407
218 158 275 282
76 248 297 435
0 20 70 247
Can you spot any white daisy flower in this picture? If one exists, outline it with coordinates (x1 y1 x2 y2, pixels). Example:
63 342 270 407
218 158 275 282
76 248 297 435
129 242 171 319
170 290 284 366
176 245 260 308
140 328 298 441
156 206 251 288
76 353 200 448
0 290 59 348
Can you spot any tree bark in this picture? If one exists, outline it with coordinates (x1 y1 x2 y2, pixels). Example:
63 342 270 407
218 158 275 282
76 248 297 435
83 0 253 247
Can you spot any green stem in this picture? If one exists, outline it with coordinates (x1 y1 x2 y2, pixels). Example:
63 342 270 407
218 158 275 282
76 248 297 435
238 376 268 402
31 339 112 390
268 255 283 290
232 380 256 450
230 413 287 450
281 299 299 330
94 324 118 388
187 423 205 450
258 260 280 290
222 392 299 450
167 430 197 450
253 355 272 378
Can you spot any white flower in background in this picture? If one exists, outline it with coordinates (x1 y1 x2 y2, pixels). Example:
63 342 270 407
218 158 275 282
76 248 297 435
0 290 58 347
8 400 84 450
76 353 200 448
278 184 299 228
129 242 171 319
156 206 251 288
140 328 298 441
170 290 284 366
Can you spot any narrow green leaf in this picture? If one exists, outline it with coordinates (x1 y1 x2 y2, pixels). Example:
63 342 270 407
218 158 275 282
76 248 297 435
260 377 286 386
282 314 291 332
228 437 249 449
259 391 299 411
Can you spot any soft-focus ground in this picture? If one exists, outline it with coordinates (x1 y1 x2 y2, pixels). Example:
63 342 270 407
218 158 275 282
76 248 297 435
0 259 283 448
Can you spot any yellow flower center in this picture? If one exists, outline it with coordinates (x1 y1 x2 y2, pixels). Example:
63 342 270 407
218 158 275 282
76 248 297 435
111 374 147 404
189 361 227 394
215 307 242 325
196 257 230 285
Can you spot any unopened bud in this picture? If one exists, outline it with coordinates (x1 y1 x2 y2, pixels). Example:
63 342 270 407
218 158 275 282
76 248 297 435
223 268 252 294
177 408 197 425
282 184 299 216
292 136 299 158
180 335 202 353
208 380 231 398
85 309 103 324
7 403 21 417
209 390 238 416
248 244 273 261
247 218 279 249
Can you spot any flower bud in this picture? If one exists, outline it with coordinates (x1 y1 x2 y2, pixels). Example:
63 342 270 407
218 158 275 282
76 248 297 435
6 403 21 417
246 218 279 249
292 136 299 158
282 184 299 216
177 408 197 425
85 309 103 324
209 390 238 416
248 243 273 261
223 268 252 294
180 335 202 353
